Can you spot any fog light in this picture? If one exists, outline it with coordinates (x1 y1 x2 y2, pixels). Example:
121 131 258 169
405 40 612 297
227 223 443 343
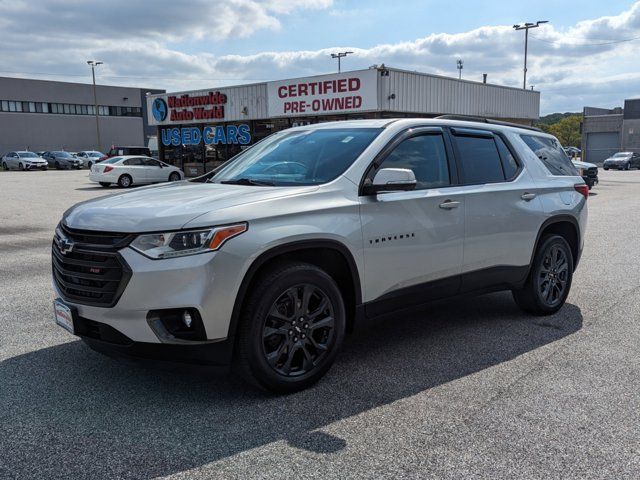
182 311 193 328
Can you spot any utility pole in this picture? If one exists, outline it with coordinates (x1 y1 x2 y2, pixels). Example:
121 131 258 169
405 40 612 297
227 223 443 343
87 60 103 150
456 59 464 80
513 21 548 89
330 51 353 73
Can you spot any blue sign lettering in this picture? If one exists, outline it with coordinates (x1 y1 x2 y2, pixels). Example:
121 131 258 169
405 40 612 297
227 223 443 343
161 124 251 146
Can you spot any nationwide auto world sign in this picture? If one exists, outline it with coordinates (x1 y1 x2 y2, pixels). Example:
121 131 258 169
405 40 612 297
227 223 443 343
148 69 380 126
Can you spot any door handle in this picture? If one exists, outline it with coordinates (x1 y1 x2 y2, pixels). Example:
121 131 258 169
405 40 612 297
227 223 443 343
439 200 460 209
521 192 537 201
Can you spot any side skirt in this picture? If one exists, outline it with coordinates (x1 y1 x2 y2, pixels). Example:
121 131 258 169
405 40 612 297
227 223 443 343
360 265 529 321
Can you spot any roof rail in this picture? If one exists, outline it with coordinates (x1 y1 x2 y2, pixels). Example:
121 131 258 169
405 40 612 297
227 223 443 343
435 115 543 133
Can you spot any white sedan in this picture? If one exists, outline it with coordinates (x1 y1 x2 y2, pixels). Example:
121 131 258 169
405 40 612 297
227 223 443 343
89 156 184 188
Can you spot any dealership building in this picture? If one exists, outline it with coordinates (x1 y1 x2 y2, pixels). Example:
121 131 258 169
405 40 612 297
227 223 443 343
0 76 163 154
581 98 640 163
147 66 540 176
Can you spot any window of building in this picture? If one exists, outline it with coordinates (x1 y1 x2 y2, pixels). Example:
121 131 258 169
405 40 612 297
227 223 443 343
520 134 579 176
21 102 29 112
63 104 70 114
1 100 7 111
378 133 450 189
88 105 95 115
453 133 505 184
8 101 16 112
81 105 88 115
35 102 42 113
28 102 36 113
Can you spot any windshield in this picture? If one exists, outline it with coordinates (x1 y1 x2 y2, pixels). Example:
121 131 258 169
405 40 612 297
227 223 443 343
89 152 104 157
613 152 631 158
18 152 38 158
53 151 73 158
211 128 382 186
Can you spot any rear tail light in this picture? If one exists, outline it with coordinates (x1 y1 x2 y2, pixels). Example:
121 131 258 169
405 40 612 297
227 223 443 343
574 183 589 199
103 166 114 173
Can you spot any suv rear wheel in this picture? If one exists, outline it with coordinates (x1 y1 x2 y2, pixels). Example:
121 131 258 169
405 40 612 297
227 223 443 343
234 262 346 393
512 234 574 315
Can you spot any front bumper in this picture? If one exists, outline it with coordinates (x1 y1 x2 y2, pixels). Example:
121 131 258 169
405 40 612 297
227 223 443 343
25 162 48 170
53 244 246 348
75 316 234 366
582 175 598 188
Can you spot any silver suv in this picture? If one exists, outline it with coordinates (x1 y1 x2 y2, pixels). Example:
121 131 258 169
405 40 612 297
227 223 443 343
52 118 588 392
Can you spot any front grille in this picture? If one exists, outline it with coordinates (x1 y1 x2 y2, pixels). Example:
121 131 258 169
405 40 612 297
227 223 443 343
586 167 598 178
52 225 134 307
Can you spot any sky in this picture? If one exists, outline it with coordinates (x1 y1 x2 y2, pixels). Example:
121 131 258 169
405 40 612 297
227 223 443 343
1 0 640 114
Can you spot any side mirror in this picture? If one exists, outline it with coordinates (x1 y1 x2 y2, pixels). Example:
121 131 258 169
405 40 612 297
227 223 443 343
364 168 417 195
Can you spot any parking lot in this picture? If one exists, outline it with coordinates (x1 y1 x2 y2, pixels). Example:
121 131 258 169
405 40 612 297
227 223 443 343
0 169 639 479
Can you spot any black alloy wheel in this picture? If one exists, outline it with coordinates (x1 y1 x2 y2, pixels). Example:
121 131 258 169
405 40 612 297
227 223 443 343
262 284 335 377
536 244 570 308
512 234 574 315
235 262 346 393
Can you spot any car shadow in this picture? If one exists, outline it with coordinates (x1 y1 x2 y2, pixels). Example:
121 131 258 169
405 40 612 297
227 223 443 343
0 293 582 478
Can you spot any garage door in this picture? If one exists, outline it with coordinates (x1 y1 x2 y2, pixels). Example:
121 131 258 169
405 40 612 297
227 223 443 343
586 132 619 163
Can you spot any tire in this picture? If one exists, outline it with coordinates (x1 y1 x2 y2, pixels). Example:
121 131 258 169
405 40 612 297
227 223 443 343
55 161 61 170
512 234 574 315
168 172 181 182
2 161 8 171
88 161 93 168
18 162 24 171
603 167 608 171
118 174 132 188
234 262 346 393
625 164 630 171
99 182 110 188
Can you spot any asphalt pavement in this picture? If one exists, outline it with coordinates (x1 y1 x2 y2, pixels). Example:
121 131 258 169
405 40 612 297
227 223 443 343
0 169 639 479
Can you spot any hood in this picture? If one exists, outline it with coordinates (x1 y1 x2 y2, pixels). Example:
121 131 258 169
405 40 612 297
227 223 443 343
572 160 596 169
63 181 315 232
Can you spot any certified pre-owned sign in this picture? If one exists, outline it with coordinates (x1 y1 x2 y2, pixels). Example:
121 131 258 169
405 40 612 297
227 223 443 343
267 70 378 117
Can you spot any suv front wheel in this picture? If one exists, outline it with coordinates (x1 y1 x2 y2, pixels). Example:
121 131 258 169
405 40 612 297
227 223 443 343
235 262 346 393
512 234 574 315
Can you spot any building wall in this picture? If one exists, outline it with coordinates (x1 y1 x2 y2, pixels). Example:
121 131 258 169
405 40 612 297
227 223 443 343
581 114 624 163
380 69 540 121
0 77 162 153
0 113 144 153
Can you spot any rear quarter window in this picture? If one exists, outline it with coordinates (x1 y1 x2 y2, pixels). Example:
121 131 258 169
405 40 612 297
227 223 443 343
520 134 579 176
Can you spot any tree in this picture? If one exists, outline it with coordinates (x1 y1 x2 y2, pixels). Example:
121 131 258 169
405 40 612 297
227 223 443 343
545 115 582 147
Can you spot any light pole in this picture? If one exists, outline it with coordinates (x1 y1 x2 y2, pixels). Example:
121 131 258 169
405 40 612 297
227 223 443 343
456 59 464 80
513 21 548 89
330 51 353 73
87 60 103 150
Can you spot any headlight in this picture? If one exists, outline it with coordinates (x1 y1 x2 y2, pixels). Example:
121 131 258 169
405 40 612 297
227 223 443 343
130 223 247 259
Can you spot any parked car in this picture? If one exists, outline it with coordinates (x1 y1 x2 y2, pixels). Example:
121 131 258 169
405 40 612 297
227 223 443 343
103 146 151 160
602 152 640 170
42 151 83 170
1 151 48 170
563 146 581 159
572 159 598 189
75 151 106 168
89 155 183 188
52 118 587 393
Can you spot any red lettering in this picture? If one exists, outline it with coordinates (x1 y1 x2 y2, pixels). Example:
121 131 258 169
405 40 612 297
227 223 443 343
337 79 347 92
348 78 360 91
278 86 287 98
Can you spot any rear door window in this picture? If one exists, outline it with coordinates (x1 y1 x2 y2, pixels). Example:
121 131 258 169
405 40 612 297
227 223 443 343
452 132 505 184
520 134 579 176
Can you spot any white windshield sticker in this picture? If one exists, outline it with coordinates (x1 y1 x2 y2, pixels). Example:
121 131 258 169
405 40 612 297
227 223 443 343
341 136 354 143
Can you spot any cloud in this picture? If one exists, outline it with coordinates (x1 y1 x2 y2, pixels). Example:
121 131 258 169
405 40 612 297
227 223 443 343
1 0 639 113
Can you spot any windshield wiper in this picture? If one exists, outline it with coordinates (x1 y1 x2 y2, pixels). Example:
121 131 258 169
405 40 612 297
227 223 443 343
220 178 275 186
